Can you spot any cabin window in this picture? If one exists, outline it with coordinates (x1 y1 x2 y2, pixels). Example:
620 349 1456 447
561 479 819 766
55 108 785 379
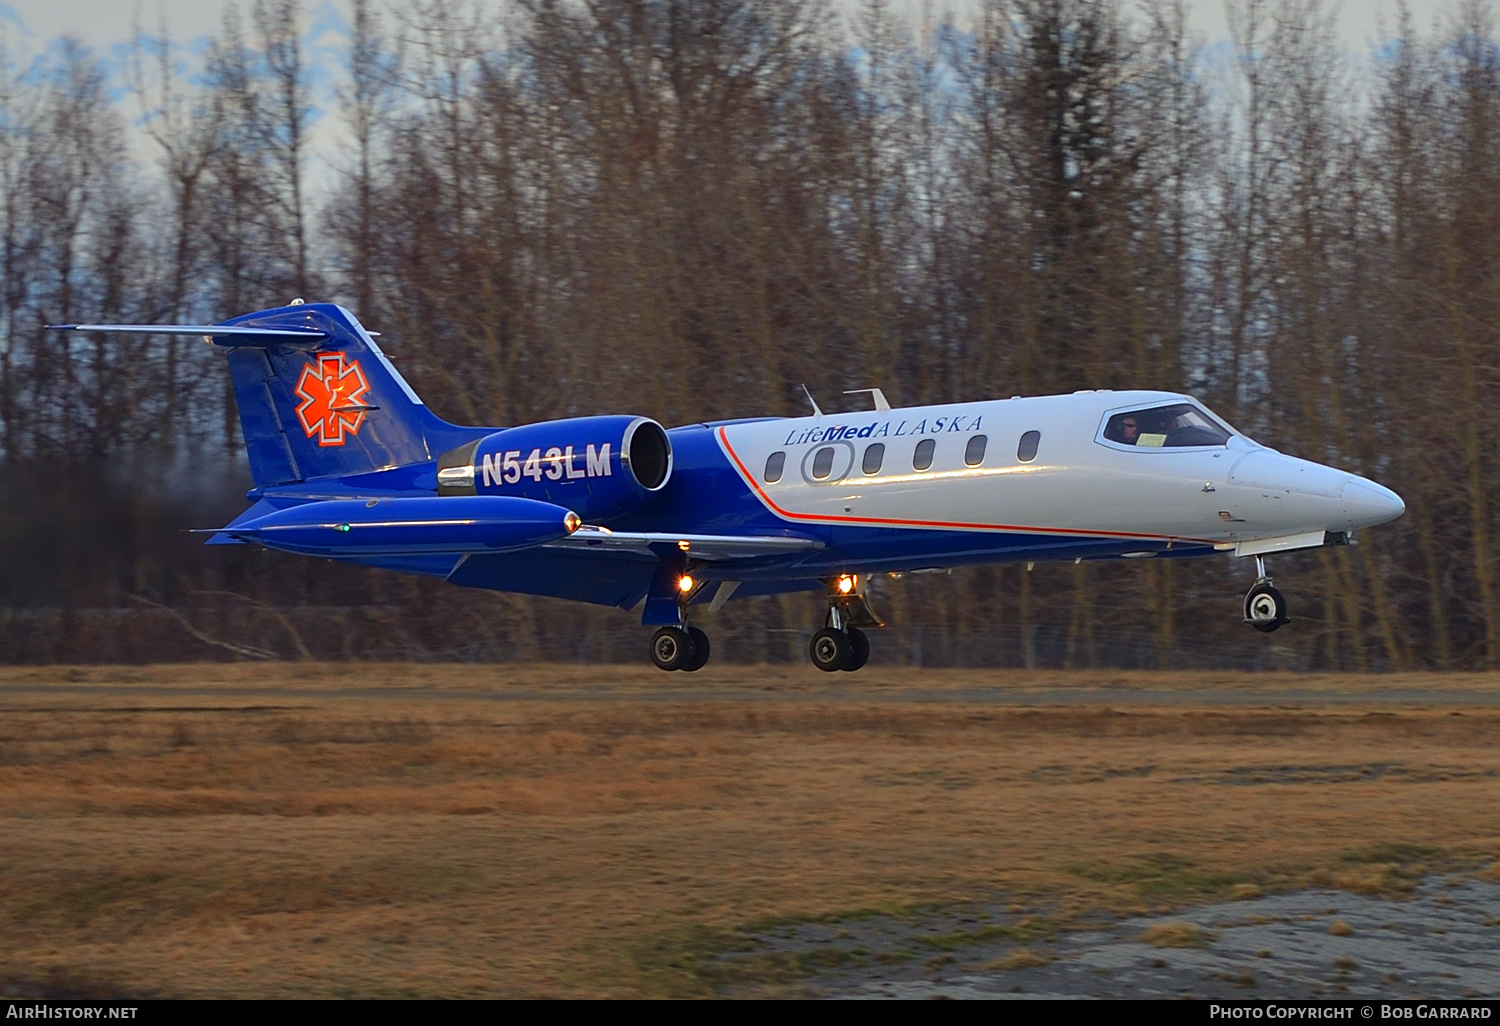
811 446 836 480
1103 404 1231 448
965 434 987 467
913 438 936 471
1017 430 1040 463
862 443 885 475
764 451 785 483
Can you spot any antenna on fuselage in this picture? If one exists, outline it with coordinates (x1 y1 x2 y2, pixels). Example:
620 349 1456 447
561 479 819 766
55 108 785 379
800 384 824 417
844 388 892 412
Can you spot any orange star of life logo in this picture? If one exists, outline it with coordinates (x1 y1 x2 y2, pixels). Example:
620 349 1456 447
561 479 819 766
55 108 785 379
295 353 373 446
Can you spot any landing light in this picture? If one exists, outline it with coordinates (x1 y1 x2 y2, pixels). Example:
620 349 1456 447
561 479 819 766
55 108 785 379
563 511 581 533
678 575 694 593
838 575 855 594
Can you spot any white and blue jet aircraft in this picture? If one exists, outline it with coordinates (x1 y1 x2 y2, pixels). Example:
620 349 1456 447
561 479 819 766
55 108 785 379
52 303 1406 671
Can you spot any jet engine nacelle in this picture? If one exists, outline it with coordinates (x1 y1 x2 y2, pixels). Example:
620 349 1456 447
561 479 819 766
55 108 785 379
437 415 672 519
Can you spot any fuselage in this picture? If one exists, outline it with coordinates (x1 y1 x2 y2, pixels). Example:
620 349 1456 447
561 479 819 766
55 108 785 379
62 302 1405 663
221 381 1405 607
600 389 1404 580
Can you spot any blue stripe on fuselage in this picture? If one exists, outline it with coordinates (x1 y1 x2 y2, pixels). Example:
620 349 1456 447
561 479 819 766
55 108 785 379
604 424 797 535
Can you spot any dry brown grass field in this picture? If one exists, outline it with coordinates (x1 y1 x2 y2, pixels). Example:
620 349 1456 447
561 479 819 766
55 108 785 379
0 663 1497 998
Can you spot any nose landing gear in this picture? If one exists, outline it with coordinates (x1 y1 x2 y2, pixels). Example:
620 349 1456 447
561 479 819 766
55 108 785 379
1243 555 1289 633
808 575 881 672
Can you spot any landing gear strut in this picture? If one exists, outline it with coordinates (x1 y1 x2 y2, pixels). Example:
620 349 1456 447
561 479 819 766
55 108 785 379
1243 555 1289 633
808 575 881 672
646 561 712 671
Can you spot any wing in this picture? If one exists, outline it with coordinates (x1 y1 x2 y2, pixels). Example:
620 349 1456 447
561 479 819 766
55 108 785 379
544 525 823 561
443 544 824 610
443 527 825 610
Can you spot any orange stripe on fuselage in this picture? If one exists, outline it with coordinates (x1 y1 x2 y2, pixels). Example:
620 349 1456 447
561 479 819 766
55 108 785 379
715 425 1217 546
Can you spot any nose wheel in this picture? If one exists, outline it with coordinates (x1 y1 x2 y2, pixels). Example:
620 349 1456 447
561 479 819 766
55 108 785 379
1243 556 1289 633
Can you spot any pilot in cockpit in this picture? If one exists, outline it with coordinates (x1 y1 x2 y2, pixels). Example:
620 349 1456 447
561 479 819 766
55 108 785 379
1105 413 1141 444
1105 404 1232 448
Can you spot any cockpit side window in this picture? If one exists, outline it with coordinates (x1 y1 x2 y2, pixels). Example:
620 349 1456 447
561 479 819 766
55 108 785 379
1103 404 1231 448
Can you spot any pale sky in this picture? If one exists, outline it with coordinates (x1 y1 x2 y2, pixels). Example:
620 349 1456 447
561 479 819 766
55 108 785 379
0 0 1447 58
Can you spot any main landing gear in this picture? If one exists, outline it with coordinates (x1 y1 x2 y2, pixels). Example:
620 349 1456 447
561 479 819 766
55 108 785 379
1243 555 1289 633
643 569 884 673
808 575 882 672
646 563 712 671
809 626 870 672
650 625 710 672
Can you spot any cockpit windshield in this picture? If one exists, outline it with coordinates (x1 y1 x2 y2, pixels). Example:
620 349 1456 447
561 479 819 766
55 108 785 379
1103 403 1233 448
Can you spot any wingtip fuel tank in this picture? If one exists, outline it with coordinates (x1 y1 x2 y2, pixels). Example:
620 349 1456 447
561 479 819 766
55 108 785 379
226 495 579 557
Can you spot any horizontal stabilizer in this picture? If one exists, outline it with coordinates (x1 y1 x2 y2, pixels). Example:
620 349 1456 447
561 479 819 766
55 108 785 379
548 525 822 561
197 498 287 545
47 324 328 348
53 304 486 487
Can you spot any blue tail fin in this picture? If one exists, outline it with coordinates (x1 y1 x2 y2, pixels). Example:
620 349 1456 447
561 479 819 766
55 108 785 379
219 303 476 486
48 303 483 486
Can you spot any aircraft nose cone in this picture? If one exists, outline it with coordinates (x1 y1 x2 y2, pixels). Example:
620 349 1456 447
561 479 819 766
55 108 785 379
1341 477 1405 529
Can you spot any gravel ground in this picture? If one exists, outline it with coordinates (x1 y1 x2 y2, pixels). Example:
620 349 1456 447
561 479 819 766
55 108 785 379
732 878 1500 999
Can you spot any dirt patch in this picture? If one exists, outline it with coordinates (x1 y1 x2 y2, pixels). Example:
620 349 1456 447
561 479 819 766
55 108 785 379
0 664 1497 997
1140 923 1216 948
